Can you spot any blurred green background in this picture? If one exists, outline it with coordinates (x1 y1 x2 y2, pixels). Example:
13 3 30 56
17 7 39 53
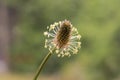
0 0 120 80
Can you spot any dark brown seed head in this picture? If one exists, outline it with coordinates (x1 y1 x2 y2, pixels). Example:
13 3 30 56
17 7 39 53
56 20 72 48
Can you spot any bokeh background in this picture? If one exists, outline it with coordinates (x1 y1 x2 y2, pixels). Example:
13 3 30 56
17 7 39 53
0 0 120 80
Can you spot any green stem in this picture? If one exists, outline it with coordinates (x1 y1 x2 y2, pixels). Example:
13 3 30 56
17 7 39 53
33 48 55 80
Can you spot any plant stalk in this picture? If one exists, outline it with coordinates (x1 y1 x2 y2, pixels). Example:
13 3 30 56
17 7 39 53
33 48 55 80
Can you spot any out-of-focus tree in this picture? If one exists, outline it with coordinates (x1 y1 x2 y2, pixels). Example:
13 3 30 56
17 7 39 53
0 0 10 73
0 0 18 73
0 0 13 73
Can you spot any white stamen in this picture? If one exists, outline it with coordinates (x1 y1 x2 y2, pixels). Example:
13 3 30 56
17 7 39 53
44 32 48 36
56 50 59 53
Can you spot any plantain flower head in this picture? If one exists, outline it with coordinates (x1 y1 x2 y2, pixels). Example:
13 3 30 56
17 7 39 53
44 20 81 57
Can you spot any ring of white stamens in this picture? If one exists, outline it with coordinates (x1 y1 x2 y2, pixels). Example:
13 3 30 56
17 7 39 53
44 20 81 57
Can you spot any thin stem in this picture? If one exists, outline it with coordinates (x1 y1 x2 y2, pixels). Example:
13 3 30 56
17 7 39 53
33 48 56 80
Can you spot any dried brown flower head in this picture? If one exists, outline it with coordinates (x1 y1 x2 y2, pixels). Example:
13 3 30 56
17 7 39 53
44 20 81 57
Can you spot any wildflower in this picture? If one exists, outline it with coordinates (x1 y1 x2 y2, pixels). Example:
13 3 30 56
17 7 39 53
44 20 81 57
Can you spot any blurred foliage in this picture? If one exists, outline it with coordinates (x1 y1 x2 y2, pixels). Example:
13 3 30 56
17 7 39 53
8 0 80 73
7 0 120 80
